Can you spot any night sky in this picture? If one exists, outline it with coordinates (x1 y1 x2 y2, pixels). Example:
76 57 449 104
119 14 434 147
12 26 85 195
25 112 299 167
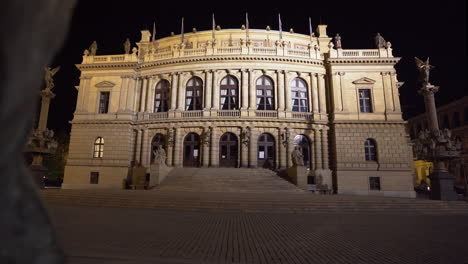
47 0 467 134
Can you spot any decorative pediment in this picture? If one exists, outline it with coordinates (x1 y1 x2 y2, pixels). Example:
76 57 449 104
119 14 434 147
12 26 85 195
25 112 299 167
95 81 116 88
352 77 376 85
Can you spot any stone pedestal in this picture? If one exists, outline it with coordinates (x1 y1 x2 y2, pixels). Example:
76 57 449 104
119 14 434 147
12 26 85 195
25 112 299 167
149 164 172 188
130 166 147 190
30 165 47 189
429 171 458 201
287 165 308 190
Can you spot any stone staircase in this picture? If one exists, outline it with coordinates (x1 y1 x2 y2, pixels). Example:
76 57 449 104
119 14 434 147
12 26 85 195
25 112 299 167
155 168 303 193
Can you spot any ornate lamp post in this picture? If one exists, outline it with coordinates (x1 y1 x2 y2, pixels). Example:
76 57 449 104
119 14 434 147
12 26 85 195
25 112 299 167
414 58 462 200
25 66 60 188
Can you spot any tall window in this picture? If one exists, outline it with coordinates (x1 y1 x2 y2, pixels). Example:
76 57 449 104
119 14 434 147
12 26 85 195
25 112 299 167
154 80 170 112
291 78 308 112
256 76 274 110
93 137 104 158
358 89 372 113
364 138 377 161
90 172 99 184
220 76 238 110
185 77 203 111
98 92 110 114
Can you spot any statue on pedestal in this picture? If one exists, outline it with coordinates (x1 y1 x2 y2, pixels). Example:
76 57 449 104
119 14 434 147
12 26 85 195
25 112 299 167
152 147 167 166
291 146 304 166
375 33 386 48
124 38 131 54
44 66 60 90
89 40 97 56
415 57 435 84
334 34 342 49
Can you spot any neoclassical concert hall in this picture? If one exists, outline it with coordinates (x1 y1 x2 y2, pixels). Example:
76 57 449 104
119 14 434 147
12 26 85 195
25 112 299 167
63 24 415 197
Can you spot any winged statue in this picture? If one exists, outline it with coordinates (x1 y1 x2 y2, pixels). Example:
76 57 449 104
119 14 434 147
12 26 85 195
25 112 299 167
415 57 434 84
44 66 60 89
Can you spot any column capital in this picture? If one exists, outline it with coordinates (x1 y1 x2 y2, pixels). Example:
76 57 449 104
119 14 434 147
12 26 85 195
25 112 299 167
338 72 346 76
380 71 390 76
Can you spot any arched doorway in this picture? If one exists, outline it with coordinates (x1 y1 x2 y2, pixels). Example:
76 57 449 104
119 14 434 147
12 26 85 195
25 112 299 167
257 133 276 168
151 133 166 164
219 132 238 167
294 135 311 168
183 133 201 167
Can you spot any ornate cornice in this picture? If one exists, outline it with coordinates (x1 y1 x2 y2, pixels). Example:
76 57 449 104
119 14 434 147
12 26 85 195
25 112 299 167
326 57 401 64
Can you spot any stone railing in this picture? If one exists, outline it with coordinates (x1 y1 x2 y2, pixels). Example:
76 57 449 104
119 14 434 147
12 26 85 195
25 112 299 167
292 112 313 120
149 112 168 119
82 43 324 64
255 110 278 118
217 110 240 117
181 110 203 118
329 48 393 59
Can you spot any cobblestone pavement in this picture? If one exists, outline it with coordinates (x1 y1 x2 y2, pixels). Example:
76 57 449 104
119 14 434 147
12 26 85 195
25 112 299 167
44 194 468 264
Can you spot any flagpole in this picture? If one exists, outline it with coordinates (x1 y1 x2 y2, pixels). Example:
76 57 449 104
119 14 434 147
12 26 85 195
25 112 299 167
212 13 216 40
278 14 282 40
181 17 184 44
152 22 156 45
308 17 312 42
245 12 249 40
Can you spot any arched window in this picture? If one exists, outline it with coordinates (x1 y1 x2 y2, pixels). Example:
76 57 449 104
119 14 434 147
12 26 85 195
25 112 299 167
220 76 239 110
154 80 170 112
453 112 460 127
256 76 274 110
185 77 203 111
93 137 104 158
364 138 377 161
291 78 308 112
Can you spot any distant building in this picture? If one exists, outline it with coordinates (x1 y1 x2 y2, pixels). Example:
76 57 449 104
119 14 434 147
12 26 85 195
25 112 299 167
63 24 415 197
407 96 468 189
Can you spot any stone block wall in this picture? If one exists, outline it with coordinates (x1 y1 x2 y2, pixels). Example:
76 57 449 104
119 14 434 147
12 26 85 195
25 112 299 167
331 122 415 197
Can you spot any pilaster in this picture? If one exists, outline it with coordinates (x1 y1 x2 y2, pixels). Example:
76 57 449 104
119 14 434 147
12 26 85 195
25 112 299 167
310 73 319 114
173 127 182 167
204 70 213 110
284 71 292 112
314 128 323 169
211 70 221 110
176 72 185 111
169 72 178 112
135 129 142 165
202 126 211 167
141 128 149 168
210 127 220 167
166 128 174 166
318 74 327 115
118 76 130 111
321 127 329 169
139 77 148 112
276 70 285 112
249 127 258 167
147 75 159 113
241 127 249 167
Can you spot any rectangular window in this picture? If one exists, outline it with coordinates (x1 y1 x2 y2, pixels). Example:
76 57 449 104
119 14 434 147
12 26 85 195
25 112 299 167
99 92 110 114
359 89 372 113
369 177 381 190
90 172 99 184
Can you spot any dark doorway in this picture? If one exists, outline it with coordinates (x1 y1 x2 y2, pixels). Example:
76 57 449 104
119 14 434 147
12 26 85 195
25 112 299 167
219 132 238 167
294 134 311 168
257 133 276 168
183 133 201 167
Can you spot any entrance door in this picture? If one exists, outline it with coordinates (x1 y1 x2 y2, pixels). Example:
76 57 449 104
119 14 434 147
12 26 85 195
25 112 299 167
219 132 238 167
257 133 276 168
183 133 201 167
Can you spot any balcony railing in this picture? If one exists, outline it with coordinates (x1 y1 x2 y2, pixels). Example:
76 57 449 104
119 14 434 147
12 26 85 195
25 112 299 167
255 110 278 118
217 110 240 117
181 110 203 118
149 112 168 119
292 112 313 120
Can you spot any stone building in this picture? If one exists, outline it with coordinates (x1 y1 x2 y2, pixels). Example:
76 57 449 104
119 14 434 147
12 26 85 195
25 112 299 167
63 24 415 197
408 96 468 189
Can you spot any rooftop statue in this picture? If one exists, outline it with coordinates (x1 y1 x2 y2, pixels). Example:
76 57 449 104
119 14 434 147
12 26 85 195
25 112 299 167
415 57 435 84
124 38 131 54
89 40 97 56
375 33 385 48
334 34 342 49
44 66 60 90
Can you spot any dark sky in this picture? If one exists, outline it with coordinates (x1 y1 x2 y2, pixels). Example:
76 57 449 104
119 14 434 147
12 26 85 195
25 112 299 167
47 0 467 133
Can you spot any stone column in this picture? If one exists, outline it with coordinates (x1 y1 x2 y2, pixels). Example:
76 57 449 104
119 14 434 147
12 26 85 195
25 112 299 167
241 70 249 110
204 70 212 110
147 76 158 113
169 72 178 111
277 70 285 111
278 128 287 169
284 71 292 111
286 129 294 168
118 76 130 111
139 77 148 112
248 69 256 110
173 127 182 167
127 76 138 112
241 127 249 167
135 129 142 165
249 127 258 167
321 128 329 169
176 73 185 111
314 128 323 169
310 73 319 113
202 126 210 167
210 127 220 167
211 71 220 110
77 76 91 112
141 128 149 167
381 72 393 114
318 74 327 114
166 128 174 166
